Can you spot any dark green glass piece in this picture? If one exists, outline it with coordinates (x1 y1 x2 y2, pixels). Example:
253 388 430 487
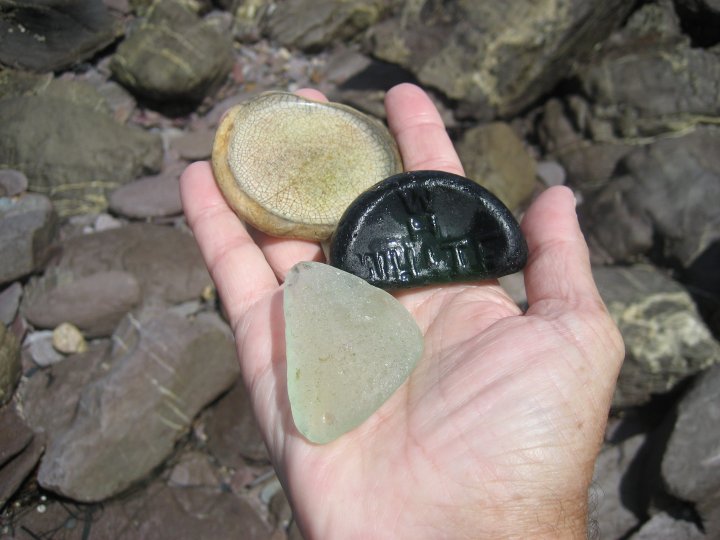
328 170 528 289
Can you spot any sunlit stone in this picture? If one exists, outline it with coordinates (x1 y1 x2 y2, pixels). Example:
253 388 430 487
284 262 423 444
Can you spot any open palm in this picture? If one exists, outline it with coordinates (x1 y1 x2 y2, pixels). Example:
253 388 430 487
181 84 623 539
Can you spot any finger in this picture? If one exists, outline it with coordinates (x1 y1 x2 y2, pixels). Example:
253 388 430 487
180 161 278 328
385 83 464 175
521 186 604 314
246 88 328 280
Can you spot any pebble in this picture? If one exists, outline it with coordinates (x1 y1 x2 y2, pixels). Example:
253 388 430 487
212 91 402 240
52 322 88 354
284 262 423 444
0 282 23 326
329 170 528 289
24 331 65 367
0 169 29 197
536 160 567 186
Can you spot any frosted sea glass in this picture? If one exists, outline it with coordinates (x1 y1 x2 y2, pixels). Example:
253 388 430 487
284 262 423 444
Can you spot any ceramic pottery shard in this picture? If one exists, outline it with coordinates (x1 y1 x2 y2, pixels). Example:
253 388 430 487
212 92 402 241
284 262 423 444
328 170 528 289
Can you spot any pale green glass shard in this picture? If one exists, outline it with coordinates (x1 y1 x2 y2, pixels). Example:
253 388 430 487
284 261 423 444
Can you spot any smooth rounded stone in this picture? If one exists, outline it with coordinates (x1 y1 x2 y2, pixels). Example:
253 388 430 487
22 270 142 338
170 128 214 160
536 160 566 187
329 170 528 289
0 323 21 405
0 168 28 197
212 91 402 240
108 166 183 219
24 330 65 367
284 262 423 444
52 322 88 355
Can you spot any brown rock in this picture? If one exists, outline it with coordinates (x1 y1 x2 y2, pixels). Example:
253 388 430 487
0 323 21 406
109 166 184 219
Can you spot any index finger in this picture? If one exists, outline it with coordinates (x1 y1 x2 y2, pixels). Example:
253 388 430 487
385 83 464 176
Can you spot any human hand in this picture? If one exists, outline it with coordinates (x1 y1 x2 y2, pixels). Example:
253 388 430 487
180 83 624 539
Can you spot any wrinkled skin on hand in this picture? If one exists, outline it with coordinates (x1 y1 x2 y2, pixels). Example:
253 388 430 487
180 84 624 540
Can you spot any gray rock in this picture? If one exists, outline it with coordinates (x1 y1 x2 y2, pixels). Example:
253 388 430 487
0 405 34 467
629 512 705 540
18 342 110 441
167 451 221 488
38 309 240 501
170 129 214 161
536 161 566 187
369 0 633 119
0 0 120 72
24 330 65 367
0 324 21 406
204 379 268 467
0 169 28 197
22 270 141 338
581 127 720 267
0 282 23 326
110 0 233 104
109 167 183 219
0 95 163 217
0 430 44 509
0 193 57 284
265 0 384 50
32 223 211 307
591 434 645 540
456 122 537 212
662 364 720 538
593 265 720 408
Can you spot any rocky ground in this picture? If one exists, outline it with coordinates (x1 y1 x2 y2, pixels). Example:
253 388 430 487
1 0 719 538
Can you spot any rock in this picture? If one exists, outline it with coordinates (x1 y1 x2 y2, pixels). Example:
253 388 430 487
94 213 124 231
369 0 633 118
536 161 566 187
593 265 720 408
24 330 65 367
52 322 88 355
204 379 268 466
0 406 34 467
22 270 142 338
109 166 184 219
580 127 720 267
232 0 270 42
579 29 720 138
0 324 21 406
0 193 57 284
167 451 221 488
591 435 646 539
629 512 705 540
329 171 528 288
0 169 28 197
0 0 120 72
170 128 214 161
212 92 402 240
38 309 240 501
662 364 720 538
0 430 44 509
18 342 110 440
0 95 163 217
0 282 23 326
284 262 423 444
455 123 537 212
265 0 384 50
26 223 211 309
110 0 233 105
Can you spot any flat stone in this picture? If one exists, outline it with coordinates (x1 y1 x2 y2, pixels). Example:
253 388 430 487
329 170 528 289
212 91 402 240
284 262 423 444
22 270 141 338
108 165 184 219
170 128 214 161
0 405 34 467
37 309 240 501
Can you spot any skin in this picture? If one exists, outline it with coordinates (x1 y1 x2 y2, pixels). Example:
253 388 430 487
180 83 624 539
